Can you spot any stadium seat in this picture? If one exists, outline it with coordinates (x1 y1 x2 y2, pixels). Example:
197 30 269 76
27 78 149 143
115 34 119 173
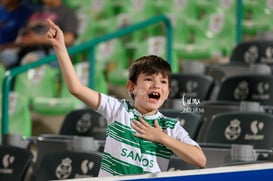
0 145 34 181
133 36 179 72
230 40 273 65
34 150 102 181
59 108 107 141
160 110 203 140
201 111 273 150
96 39 129 86
196 100 240 142
14 64 82 116
242 0 272 36
109 35 180 86
216 74 273 105
0 92 32 137
168 73 215 100
64 0 117 43
118 0 161 44
170 0 198 20
174 5 236 60
30 61 107 115
14 65 59 101
196 100 266 143
172 15 209 60
74 61 108 94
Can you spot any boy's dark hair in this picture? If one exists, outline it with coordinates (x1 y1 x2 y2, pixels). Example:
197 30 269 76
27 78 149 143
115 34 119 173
128 55 172 99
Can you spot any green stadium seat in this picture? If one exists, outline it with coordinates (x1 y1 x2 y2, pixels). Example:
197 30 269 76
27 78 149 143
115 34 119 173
174 10 236 60
64 0 117 44
0 92 32 137
14 64 83 116
133 36 179 72
31 60 109 115
117 0 162 47
172 15 209 60
96 39 129 86
108 36 179 86
242 0 272 36
14 65 59 100
64 0 115 19
169 0 199 20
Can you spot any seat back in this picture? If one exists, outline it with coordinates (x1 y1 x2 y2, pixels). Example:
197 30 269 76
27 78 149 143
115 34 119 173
133 36 179 72
203 112 273 149
74 61 108 94
95 39 128 86
14 65 59 100
216 74 273 105
242 0 272 36
0 145 33 181
0 92 32 137
64 0 116 43
35 150 102 181
59 108 107 140
230 40 273 64
160 110 203 140
169 73 214 100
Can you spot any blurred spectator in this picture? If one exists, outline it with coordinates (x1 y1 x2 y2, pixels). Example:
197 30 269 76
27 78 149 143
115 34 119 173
0 0 33 68
14 0 78 67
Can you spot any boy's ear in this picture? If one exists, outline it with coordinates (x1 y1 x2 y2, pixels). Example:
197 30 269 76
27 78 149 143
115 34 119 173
126 80 135 93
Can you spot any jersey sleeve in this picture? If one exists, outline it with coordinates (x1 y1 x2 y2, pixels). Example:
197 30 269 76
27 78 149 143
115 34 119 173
169 122 200 147
96 93 123 124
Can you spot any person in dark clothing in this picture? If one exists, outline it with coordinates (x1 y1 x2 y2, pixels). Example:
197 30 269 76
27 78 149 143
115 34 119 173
0 0 33 68
5 0 79 68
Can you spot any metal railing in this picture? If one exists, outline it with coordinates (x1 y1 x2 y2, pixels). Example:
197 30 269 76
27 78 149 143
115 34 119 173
1 15 173 136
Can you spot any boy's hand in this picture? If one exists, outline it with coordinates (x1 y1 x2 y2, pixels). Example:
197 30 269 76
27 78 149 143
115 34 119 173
46 19 65 48
131 117 165 143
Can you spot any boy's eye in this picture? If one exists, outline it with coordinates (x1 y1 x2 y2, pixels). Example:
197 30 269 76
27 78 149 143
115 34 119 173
145 78 152 81
161 80 167 84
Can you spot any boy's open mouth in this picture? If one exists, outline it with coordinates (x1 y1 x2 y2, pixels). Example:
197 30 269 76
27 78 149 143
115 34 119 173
148 92 161 100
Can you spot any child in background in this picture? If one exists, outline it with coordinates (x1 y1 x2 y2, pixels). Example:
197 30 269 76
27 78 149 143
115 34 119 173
46 19 206 177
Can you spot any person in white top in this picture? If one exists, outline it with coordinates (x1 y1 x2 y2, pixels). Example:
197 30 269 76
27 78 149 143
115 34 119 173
45 19 207 177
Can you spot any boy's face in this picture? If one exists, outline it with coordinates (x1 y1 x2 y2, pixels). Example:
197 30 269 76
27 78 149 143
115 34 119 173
127 72 170 115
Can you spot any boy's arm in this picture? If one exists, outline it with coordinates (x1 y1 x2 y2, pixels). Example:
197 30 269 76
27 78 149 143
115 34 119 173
46 19 101 110
132 118 207 168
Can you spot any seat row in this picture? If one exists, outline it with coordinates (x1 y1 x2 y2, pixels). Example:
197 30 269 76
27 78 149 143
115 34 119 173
2 103 273 180
0 144 102 181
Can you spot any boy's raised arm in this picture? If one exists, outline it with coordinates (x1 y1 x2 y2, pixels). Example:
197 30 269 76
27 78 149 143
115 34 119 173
46 19 101 110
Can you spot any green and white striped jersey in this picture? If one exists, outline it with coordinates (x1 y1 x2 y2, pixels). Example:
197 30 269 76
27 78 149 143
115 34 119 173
97 94 199 177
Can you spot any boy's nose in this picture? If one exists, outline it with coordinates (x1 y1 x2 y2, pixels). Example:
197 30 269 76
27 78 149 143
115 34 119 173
152 80 160 88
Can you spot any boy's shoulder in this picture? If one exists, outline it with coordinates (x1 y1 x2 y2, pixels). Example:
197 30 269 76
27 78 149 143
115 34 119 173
121 99 134 112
